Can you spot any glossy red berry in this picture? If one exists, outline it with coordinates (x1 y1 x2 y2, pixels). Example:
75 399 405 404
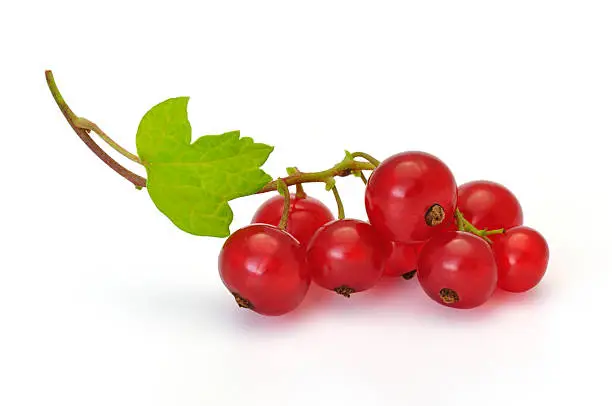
492 226 549 292
417 231 497 309
306 219 391 296
218 224 310 316
383 242 423 279
365 151 457 244
457 180 523 230
251 193 334 246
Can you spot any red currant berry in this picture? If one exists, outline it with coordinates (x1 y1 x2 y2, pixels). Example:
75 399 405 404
417 231 497 309
492 226 549 293
218 224 310 316
251 193 334 246
365 151 457 244
306 219 391 297
384 241 423 279
457 180 523 230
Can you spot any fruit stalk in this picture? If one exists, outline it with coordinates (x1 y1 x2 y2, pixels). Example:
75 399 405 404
454 209 505 244
358 171 368 184
286 167 307 198
330 185 345 219
256 160 376 194
350 151 380 167
276 179 291 230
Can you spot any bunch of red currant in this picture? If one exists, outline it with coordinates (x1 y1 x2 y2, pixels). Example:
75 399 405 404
44 72 550 318
219 151 550 316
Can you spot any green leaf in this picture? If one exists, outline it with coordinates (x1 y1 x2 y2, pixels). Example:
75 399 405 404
136 97 274 237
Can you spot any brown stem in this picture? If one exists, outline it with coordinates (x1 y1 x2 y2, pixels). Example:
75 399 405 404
257 161 375 194
45 70 147 189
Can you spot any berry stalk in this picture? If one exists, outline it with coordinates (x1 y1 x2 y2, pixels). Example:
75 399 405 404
330 185 345 219
454 209 505 244
286 167 307 198
350 151 380 167
275 179 291 230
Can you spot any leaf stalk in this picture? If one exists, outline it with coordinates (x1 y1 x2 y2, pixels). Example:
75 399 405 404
45 70 147 189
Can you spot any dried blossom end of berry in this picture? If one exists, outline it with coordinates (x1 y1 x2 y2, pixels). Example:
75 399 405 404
439 288 460 304
334 286 356 298
232 292 253 309
425 204 445 226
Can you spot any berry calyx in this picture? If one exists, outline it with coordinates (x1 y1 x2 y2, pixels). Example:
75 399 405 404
232 292 253 309
307 219 391 296
251 193 334 247
425 204 446 227
334 286 356 298
417 231 497 309
365 151 457 244
439 288 460 304
218 224 310 316
492 226 549 292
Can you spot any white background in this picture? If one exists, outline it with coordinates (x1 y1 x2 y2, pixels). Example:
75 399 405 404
1 1 611 405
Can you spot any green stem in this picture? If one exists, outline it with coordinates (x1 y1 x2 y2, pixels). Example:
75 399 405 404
295 183 306 198
45 70 147 189
276 179 291 230
287 167 306 198
351 151 380 167
331 185 345 219
484 229 506 236
257 160 375 194
359 171 368 185
74 118 142 165
454 209 505 244
455 209 466 232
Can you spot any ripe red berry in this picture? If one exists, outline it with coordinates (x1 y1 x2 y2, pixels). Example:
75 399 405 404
251 193 334 247
306 219 391 296
218 224 310 316
457 180 523 230
492 226 549 292
384 242 422 279
365 151 457 244
417 231 497 309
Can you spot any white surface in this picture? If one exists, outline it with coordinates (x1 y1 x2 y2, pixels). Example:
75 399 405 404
1 1 611 405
